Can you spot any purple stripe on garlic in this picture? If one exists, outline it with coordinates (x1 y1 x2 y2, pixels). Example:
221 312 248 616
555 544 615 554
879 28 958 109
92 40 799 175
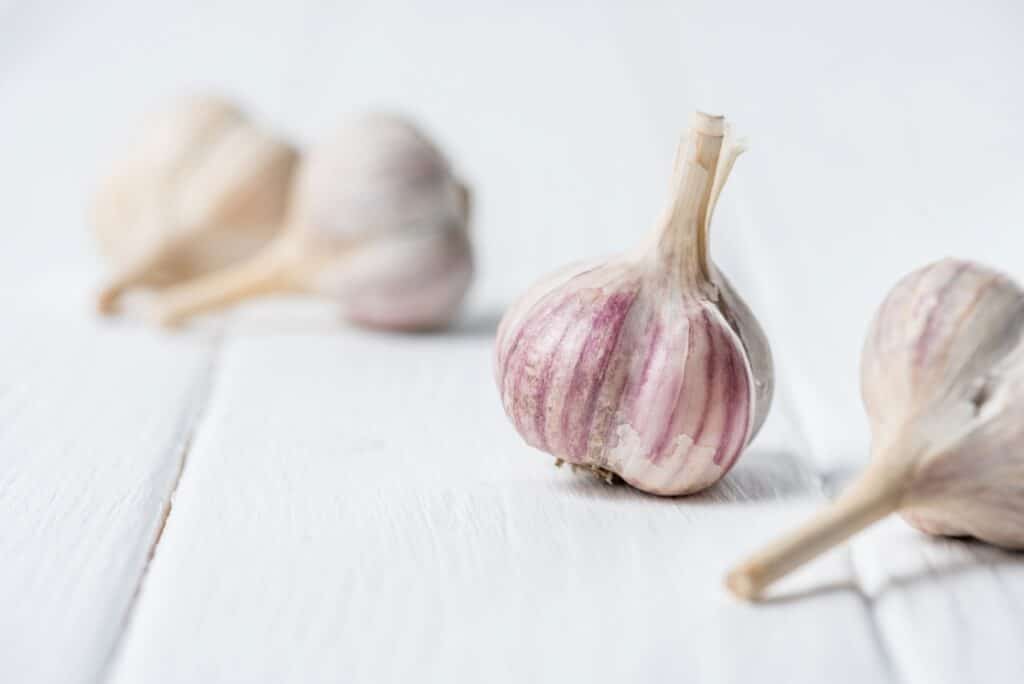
495 112 773 496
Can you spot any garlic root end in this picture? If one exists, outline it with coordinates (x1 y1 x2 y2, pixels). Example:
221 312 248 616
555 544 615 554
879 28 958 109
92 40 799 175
659 113 726 285
96 285 122 315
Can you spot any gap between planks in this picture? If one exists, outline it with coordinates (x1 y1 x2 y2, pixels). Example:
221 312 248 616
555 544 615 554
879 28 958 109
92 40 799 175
770 362 906 683
718 181 904 684
757 359 902 684
96 334 226 683
846 549 903 684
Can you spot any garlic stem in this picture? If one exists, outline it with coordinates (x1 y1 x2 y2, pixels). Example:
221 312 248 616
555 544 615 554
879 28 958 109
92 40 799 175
153 242 299 326
705 133 747 230
659 112 724 285
725 461 907 599
690 114 723 283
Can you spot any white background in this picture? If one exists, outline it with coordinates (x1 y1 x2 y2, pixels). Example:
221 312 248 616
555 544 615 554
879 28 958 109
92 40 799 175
2 1 1022 682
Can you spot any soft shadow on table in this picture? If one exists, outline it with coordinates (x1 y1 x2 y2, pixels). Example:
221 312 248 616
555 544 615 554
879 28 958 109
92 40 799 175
870 540 1024 596
758 538 1024 605
698 451 817 503
818 464 862 497
753 579 856 605
550 449 815 505
153 303 506 339
553 474 652 503
444 309 503 338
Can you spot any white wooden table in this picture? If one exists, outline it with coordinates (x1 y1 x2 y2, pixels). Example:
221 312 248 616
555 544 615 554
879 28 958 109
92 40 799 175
3 1 1023 682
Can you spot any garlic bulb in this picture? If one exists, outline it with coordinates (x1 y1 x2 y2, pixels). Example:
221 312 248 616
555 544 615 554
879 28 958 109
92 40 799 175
93 94 298 313
727 258 1024 600
494 112 773 496
152 114 473 331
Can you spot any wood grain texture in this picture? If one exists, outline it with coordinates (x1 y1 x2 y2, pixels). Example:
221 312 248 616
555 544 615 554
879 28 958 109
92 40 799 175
0 303 215 683
107 330 889 683
682 2 1024 680
0 0 1022 682
852 517 1024 684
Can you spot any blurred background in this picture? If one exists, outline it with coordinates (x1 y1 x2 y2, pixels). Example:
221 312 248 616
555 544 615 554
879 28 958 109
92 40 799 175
3 2 1024 682
2 0 1022 473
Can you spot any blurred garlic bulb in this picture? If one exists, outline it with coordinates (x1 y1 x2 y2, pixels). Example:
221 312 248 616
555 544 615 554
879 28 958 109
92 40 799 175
728 259 1024 600
152 114 473 331
93 94 298 313
494 112 773 496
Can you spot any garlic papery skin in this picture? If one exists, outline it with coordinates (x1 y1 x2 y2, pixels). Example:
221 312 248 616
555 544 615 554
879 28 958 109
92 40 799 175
494 112 773 496
727 258 1024 600
151 114 473 331
93 95 299 313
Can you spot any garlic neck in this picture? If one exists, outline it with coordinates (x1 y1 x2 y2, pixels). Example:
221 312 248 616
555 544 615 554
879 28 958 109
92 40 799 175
653 113 725 289
865 426 929 503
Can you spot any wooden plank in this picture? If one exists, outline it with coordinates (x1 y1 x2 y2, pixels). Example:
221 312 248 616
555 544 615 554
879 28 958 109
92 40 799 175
677 4 1024 682
74 2 891 679
107 329 890 683
852 518 1024 684
0 302 215 683
2 1 1020 681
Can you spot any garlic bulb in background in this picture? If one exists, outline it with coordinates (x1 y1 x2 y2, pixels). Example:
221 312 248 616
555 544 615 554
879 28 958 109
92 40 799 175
495 112 773 496
93 95 298 313
728 259 1024 600
152 114 473 331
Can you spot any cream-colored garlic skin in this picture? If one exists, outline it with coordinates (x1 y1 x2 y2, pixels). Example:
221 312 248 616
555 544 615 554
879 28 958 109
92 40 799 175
863 258 1024 548
152 114 473 331
93 94 298 312
495 113 773 496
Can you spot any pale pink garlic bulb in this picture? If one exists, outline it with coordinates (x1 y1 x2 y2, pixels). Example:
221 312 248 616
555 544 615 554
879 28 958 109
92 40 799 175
728 259 1024 600
93 94 298 313
152 114 473 331
495 113 773 496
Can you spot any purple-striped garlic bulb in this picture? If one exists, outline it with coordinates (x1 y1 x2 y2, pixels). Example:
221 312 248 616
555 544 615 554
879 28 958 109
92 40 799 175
494 112 773 496
728 259 1024 600
151 114 473 331
93 94 298 314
